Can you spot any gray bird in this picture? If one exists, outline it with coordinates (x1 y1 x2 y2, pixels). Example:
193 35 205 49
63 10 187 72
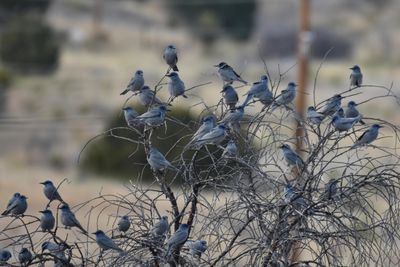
195 124 227 147
214 62 247 85
333 107 345 118
138 86 166 107
188 240 207 258
123 106 141 127
40 180 64 203
280 144 304 169
120 70 145 95
165 224 189 257
331 115 359 132
346 101 365 124
5 192 20 211
2 194 28 216
40 209 55 231
243 75 272 106
166 72 187 99
189 116 216 144
41 241 67 262
222 140 238 158
319 94 342 117
350 65 363 88
306 106 324 125
93 230 125 255
284 185 307 211
137 105 169 127
163 45 179 71
221 85 238 110
151 216 169 236
118 215 131 233
258 89 274 107
18 248 33 266
0 249 11 264
220 106 245 127
272 82 297 108
324 179 338 200
147 146 177 172
351 124 382 149
59 204 87 234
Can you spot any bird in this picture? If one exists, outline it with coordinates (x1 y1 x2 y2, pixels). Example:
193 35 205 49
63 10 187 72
194 124 227 147
18 248 33 266
188 240 207 258
163 44 179 71
345 101 365 125
319 94 342 117
118 215 131 233
222 140 239 158
323 179 338 200
258 89 274 107
189 116 216 144
41 241 67 262
272 82 297 109
93 230 126 255
243 75 272 107
350 65 363 88
166 72 187 99
221 85 238 110
136 105 169 127
333 107 345 118
0 249 11 264
5 192 20 211
351 124 382 149
331 115 359 132
306 106 325 125
214 62 247 85
2 194 28 216
147 146 177 172
59 204 87 234
283 184 308 211
120 70 145 95
280 144 304 169
40 209 55 231
123 106 141 127
220 105 245 128
151 216 169 236
165 224 189 258
40 180 64 203
138 86 166 107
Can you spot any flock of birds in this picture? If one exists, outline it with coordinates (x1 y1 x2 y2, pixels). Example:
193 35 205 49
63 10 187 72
0 44 383 265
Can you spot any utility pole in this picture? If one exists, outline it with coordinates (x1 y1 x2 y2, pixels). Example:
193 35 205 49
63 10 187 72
92 0 104 39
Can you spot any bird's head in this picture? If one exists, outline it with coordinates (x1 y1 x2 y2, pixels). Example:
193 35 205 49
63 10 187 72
39 209 52 215
59 204 69 211
331 115 340 123
161 215 168 221
372 124 383 129
280 144 290 150
237 105 245 112
307 106 316 112
260 75 268 81
200 240 207 246
167 44 176 50
141 85 150 91
13 192 21 198
121 215 129 220
348 101 357 107
135 70 143 76
20 195 28 200
214 62 227 68
40 180 53 186
288 82 297 87
350 65 360 71
159 105 169 112
20 248 29 254
179 224 189 230
203 115 215 123
122 106 133 111
333 94 342 100
221 84 233 93
166 71 178 78
41 242 49 251
92 230 104 236
218 124 226 130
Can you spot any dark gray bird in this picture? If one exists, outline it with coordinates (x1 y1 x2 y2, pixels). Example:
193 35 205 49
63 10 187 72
165 224 189 258
351 124 382 149
222 140 239 158
18 248 33 266
93 230 126 255
319 94 342 117
188 240 207 258
345 101 365 125
284 184 307 211
40 180 64 203
350 65 363 88
5 192 20 211
324 179 338 200
166 72 187 99
151 216 169 236
243 75 272 106
221 85 238 110
41 241 67 262
280 144 304 169
138 86 166 107
118 215 131 233
40 209 55 231
123 106 141 127
331 115 359 132
333 107 345 118
306 106 324 125
163 45 179 71
120 70 145 95
59 204 87 234
2 194 28 216
0 249 11 264
215 62 247 85
220 106 245 128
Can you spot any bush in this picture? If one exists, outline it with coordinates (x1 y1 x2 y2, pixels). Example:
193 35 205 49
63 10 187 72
0 15 60 73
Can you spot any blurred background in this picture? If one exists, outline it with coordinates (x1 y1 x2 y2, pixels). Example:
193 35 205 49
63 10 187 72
0 0 399 205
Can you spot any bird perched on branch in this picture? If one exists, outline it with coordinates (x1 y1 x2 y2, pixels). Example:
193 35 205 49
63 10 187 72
350 65 363 88
18 248 32 266
137 105 169 127
138 86 166 107
166 72 187 99
345 101 365 125
165 224 189 258
93 230 126 256
272 82 297 109
0 249 11 264
123 106 141 127
40 209 55 231
323 179 338 200
59 204 87 234
40 180 64 203
41 241 67 262
319 94 342 117
151 216 169 237
163 45 179 71
189 116 216 145
215 62 247 85
284 184 308 211
351 124 382 149
221 85 238 110
118 215 131 233
243 75 273 107
2 194 28 216
220 105 245 130
120 70 144 95
147 146 178 172
333 107 345 118
306 106 324 125
280 144 304 169
222 140 239 158
188 240 207 258
194 124 227 147
331 115 359 132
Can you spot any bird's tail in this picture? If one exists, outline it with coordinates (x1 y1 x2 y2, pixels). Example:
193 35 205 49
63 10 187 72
172 65 179 72
1 210 9 216
238 79 247 85
119 250 128 257
120 89 129 95
350 142 360 149
359 119 366 125
242 94 253 107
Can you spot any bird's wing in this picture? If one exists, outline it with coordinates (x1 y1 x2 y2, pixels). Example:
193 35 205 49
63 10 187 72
356 129 370 142
197 130 224 143
138 110 161 119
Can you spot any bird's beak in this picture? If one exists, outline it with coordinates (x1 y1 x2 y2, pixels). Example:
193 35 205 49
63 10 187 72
213 64 219 67
39 182 45 185
167 109 171 112
39 210 45 213
92 232 96 235
165 74 171 77
349 67 354 70
220 90 224 93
